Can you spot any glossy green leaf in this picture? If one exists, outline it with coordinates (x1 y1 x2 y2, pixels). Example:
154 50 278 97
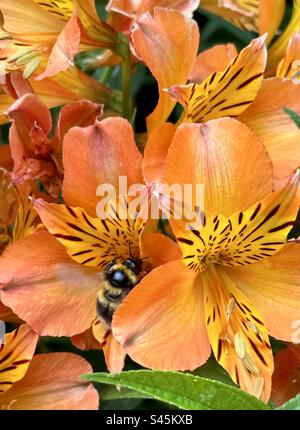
277 394 300 410
82 370 271 410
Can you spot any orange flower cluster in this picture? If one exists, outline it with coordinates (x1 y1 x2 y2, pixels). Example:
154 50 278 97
0 0 299 410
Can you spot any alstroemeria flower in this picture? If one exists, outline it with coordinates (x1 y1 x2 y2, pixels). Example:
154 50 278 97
200 0 285 45
0 324 99 409
150 35 300 183
112 118 300 402
271 344 300 407
131 7 199 133
8 93 103 196
200 0 300 68
0 174 40 322
0 0 118 80
0 117 180 372
0 65 115 125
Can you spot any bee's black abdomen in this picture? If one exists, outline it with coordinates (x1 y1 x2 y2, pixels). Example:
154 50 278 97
96 299 114 327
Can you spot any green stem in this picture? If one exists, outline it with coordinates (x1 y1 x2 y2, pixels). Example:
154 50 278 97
117 34 134 121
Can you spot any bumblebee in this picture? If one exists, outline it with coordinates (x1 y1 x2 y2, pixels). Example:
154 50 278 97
96 258 144 328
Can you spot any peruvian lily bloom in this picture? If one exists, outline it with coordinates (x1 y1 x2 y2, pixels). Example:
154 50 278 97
111 118 300 402
200 0 285 44
8 93 103 196
0 324 99 409
145 34 300 184
0 66 116 125
271 344 300 407
0 174 40 322
0 116 180 372
200 0 300 68
0 0 118 80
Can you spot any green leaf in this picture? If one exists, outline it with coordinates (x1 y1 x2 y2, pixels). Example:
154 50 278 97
82 370 271 410
101 384 151 401
284 107 300 129
277 394 300 410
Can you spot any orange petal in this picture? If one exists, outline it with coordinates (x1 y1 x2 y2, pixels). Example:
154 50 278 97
132 7 199 132
163 118 273 217
71 325 102 351
29 66 113 109
190 43 237 83
141 232 182 267
103 333 126 373
200 0 259 32
168 36 267 123
12 182 39 242
33 197 146 269
143 122 176 186
0 324 38 394
272 345 300 407
108 0 199 18
91 321 125 373
0 0 63 34
8 93 52 138
224 243 300 342
31 0 73 20
36 13 81 80
0 229 101 336
172 169 300 273
0 352 99 410
259 0 285 45
203 265 273 402
276 32 300 80
56 100 103 141
113 260 211 370
62 117 143 216
268 0 300 69
7 94 56 186
240 78 300 182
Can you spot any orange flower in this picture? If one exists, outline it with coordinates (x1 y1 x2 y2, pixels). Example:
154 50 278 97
0 146 44 321
143 34 300 184
131 7 199 133
0 117 180 373
0 324 99 409
8 93 103 196
0 66 116 125
0 0 118 80
200 0 300 68
111 119 300 402
200 0 285 44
